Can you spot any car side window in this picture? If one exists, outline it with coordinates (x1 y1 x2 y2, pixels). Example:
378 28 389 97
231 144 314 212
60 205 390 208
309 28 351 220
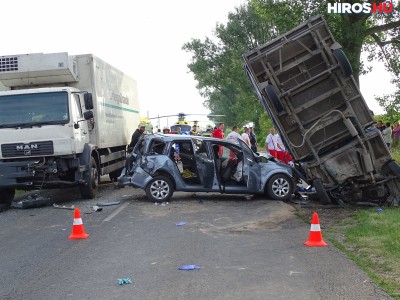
149 140 166 154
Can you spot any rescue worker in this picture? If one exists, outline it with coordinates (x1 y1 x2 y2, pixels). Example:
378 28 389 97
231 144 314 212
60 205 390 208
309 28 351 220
128 123 146 151
163 127 170 134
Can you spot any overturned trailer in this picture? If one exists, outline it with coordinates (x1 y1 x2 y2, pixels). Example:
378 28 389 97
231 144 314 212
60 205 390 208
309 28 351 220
243 15 400 205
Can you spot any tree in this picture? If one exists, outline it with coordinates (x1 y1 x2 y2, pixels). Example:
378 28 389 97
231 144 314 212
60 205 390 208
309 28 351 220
183 0 400 135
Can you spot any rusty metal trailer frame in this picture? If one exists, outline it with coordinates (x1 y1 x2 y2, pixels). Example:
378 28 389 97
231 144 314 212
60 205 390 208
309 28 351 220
243 15 400 205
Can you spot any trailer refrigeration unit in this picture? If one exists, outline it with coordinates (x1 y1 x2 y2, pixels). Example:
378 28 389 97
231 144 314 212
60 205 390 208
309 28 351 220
0 52 139 205
243 15 400 205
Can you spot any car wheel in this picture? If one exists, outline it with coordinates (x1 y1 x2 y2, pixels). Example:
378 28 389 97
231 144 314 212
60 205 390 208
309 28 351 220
79 156 99 199
266 174 293 200
145 176 174 203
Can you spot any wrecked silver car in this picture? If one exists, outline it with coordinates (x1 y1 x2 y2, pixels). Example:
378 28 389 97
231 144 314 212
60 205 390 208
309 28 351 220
118 134 298 202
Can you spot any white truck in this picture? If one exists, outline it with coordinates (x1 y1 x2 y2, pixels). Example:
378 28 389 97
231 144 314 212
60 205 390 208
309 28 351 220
0 52 139 205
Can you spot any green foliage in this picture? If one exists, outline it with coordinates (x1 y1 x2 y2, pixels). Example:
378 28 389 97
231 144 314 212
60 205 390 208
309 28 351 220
183 0 400 141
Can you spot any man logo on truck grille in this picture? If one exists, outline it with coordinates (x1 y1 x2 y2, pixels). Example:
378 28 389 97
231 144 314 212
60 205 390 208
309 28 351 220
24 150 32 155
16 144 38 150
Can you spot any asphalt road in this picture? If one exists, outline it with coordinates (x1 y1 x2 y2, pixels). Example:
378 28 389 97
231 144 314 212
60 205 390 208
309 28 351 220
0 180 393 300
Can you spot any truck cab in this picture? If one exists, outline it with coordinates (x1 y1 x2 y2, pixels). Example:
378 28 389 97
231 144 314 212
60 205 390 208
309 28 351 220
0 52 138 205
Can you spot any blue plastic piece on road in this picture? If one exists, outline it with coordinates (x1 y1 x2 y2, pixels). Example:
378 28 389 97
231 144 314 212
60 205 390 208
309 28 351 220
97 201 121 206
377 207 383 213
176 222 187 226
178 265 201 270
117 278 133 285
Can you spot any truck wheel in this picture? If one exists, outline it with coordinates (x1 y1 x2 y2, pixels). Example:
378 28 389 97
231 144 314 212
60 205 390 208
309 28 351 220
145 176 174 203
79 156 99 199
266 174 293 200
265 85 285 114
333 49 353 77
0 188 15 206
313 178 331 204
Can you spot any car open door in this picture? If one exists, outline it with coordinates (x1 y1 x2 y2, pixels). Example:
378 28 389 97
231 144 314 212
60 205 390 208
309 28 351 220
192 138 214 188
237 139 261 191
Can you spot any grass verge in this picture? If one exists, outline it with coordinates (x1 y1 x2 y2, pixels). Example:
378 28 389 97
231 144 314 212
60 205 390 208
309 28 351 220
328 208 400 299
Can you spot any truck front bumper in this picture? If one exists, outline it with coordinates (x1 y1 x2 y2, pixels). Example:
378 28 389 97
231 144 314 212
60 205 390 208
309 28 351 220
0 160 77 189
0 160 37 188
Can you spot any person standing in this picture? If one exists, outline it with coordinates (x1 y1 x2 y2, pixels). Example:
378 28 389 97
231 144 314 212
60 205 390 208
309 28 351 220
276 134 286 161
382 122 392 149
163 127 170 134
241 127 251 147
212 122 225 156
392 122 400 149
376 120 386 132
128 123 146 151
212 123 225 139
249 127 258 152
265 128 279 158
226 125 242 144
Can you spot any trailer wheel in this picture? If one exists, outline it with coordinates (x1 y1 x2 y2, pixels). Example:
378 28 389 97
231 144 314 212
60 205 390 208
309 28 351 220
266 174 293 200
265 85 284 113
313 178 331 204
333 49 353 77
79 156 99 199
0 188 15 206
145 176 174 203
387 161 400 178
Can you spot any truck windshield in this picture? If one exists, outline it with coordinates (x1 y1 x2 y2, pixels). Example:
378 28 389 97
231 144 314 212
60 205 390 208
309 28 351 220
0 92 69 128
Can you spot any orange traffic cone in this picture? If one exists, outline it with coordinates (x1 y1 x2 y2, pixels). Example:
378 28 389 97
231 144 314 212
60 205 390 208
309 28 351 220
68 208 89 240
304 212 327 247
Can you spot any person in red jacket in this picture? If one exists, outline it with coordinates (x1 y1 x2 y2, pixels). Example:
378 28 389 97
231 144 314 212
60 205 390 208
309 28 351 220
212 122 224 156
212 123 224 139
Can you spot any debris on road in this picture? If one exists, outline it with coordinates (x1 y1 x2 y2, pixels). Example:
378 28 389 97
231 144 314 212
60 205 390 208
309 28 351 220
117 278 133 285
12 195 50 209
176 222 187 226
178 265 201 270
53 203 76 210
97 201 121 206
93 205 103 212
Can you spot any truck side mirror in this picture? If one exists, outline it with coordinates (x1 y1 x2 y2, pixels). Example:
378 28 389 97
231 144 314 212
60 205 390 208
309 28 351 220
84 93 94 110
84 111 94 120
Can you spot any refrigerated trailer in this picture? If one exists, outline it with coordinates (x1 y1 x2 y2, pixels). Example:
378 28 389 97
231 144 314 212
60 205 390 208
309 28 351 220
243 15 400 205
0 52 139 204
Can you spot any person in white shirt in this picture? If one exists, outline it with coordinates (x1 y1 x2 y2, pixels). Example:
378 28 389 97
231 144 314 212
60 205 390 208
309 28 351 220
382 122 392 149
226 125 242 144
241 127 251 147
276 134 285 161
265 128 279 158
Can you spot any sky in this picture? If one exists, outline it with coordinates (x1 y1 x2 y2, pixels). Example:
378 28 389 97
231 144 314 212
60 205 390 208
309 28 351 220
0 0 395 130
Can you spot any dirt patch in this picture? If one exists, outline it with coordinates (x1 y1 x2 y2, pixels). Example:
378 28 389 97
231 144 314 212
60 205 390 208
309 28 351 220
225 202 296 232
289 196 361 229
